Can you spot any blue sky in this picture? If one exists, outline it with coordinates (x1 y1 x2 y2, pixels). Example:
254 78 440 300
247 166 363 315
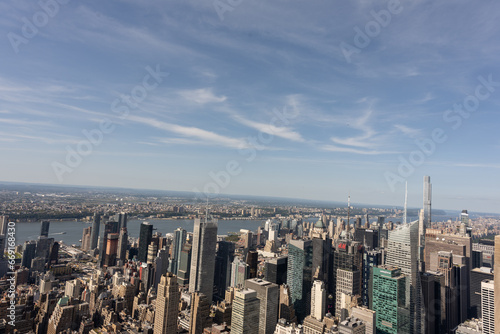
1 0 500 213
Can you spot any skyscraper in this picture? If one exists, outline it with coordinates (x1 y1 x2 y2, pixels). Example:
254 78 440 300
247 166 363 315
177 243 191 286
245 278 279 334
481 280 495 334
170 227 186 275
81 226 92 252
372 265 410 334
287 239 313 321
336 268 361 320
385 220 419 334
190 292 211 334
189 215 218 302
40 221 50 238
154 273 180 334
310 280 326 321
117 227 128 263
214 240 235 300
423 175 431 229
21 240 37 269
138 222 153 263
90 213 100 250
231 288 260 334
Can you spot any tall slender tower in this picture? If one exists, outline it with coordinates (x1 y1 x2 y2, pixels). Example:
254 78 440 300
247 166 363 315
138 222 153 263
403 181 408 225
494 235 500 334
154 273 180 334
40 221 50 237
189 215 218 302
170 227 187 275
90 213 100 250
423 176 431 228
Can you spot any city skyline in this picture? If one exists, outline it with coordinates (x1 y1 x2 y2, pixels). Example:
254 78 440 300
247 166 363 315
1 1 500 213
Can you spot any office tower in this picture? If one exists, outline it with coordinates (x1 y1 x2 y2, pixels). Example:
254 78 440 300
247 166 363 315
432 251 467 333
177 243 191 286
64 279 81 298
189 216 218 302
40 220 50 238
214 240 235 300
117 227 128 263
310 280 326 321
481 280 495 334
231 257 249 287
372 266 410 334
495 235 500 334
469 267 493 319
279 284 297 324
81 227 92 252
351 306 376 334
154 273 180 334
147 241 158 265
103 233 118 267
99 221 115 267
264 256 287 285
0 215 8 236
420 271 442 334
36 237 54 259
246 250 258 279
354 228 378 250
90 213 100 250
362 249 382 308
339 317 366 334
287 239 313 321
170 227 187 275
231 288 260 334
138 222 153 263
190 292 212 334
336 268 361 320
21 240 37 269
312 236 332 292
385 220 419 334
48 242 59 265
153 248 169 289
245 278 279 334
116 212 127 230
332 239 363 315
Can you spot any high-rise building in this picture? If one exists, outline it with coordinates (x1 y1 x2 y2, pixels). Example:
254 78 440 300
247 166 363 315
420 271 442 334
116 212 127 230
81 226 92 252
190 292 211 334
331 239 363 316
351 306 376 334
287 239 313 321
99 221 116 267
90 213 100 250
177 243 191 286
312 236 332 293
245 278 279 334
264 256 287 285
147 241 158 265
189 216 218 302
385 220 419 333
138 222 153 263
423 176 431 230
336 268 361 320
40 221 50 238
372 265 410 334
170 227 186 275
21 240 37 269
310 280 326 321
469 267 493 319
247 250 259 279
214 240 235 300
495 235 500 334
279 284 297 324
339 317 366 334
362 249 382 308
154 273 180 334
153 248 169 289
481 280 495 334
47 297 74 334
117 227 128 263
231 288 260 334
104 233 119 267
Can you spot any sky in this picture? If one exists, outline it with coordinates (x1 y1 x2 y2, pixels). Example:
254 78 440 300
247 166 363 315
1 0 500 213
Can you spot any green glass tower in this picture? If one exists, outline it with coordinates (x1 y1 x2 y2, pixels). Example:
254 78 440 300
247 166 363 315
372 265 410 334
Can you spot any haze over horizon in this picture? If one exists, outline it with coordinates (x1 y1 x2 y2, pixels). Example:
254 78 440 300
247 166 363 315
1 1 500 213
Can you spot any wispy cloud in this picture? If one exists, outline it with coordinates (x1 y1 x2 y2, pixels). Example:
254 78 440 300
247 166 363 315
178 88 227 104
393 124 422 138
321 144 397 155
127 115 246 148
